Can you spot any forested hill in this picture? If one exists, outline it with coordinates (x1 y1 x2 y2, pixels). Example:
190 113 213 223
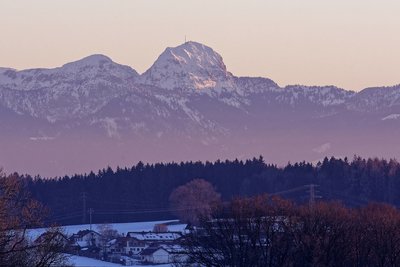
23 156 400 225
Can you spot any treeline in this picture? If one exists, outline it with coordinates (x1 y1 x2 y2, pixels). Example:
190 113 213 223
21 156 400 225
184 195 400 267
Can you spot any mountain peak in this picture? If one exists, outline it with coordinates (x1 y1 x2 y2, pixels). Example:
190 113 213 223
141 41 234 91
62 54 113 69
166 41 227 71
59 54 138 78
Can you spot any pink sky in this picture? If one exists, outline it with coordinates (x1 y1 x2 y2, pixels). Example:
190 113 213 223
1 0 399 91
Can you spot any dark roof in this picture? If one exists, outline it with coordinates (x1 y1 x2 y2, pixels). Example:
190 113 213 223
115 236 135 245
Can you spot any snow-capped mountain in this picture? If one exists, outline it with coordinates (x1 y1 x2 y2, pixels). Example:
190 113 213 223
0 55 139 122
0 41 399 176
141 42 236 92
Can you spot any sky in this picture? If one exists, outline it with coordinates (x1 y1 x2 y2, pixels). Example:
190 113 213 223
0 0 399 91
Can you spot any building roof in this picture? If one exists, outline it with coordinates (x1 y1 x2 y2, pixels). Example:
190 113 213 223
107 236 146 248
126 231 182 241
140 247 168 256
72 229 101 238
159 243 185 253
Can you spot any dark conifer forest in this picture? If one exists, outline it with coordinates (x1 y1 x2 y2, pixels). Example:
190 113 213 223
21 156 400 225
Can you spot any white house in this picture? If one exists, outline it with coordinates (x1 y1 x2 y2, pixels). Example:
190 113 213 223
139 244 188 264
140 247 170 264
107 236 147 255
70 229 102 248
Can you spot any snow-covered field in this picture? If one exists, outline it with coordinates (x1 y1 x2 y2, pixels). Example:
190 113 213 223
67 254 173 267
29 219 186 240
67 255 122 267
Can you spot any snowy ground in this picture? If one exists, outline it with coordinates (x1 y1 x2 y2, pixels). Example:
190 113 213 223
67 254 173 267
29 219 186 240
29 220 186 266
67 255 122 267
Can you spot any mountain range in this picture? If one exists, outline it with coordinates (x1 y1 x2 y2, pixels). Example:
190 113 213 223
1 41 399 176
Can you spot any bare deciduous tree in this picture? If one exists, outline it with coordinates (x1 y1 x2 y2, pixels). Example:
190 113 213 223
181 195 400 267
0 170 68 266
169 179 221 225
182 195 295 267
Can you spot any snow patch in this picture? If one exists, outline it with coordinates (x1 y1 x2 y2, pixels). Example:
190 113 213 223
29 136 55 141
220 97 242 108
141 41 235 92
382 114 400 121
313 143 331 154
67 254 123 266
95 117 120 138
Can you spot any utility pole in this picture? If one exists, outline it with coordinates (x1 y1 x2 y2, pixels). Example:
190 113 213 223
88 208 94 231
307 184 321 208
309 184 316 207
80 192 87 224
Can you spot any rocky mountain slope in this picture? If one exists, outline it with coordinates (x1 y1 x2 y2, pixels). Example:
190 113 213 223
1 41 399 176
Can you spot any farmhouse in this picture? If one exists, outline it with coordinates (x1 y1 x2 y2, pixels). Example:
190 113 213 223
70 229 102 248
107 236 146 255
139 244 188 264
140 247 170 264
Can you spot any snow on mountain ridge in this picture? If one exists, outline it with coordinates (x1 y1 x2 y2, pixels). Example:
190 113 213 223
61 54 138 79
282 85 355 107
0 41 399 128
347 85 400 111
382 114 400 121
1 42 400 177
62 54 113 68
141 41 237 92
0 54 142 122
0 54 139 91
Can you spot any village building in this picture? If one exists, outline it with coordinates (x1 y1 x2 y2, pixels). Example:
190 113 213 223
139 244 188 264
70 229 102 248
65 223 188 265
106 236 147 256
140 247 170 264
126 231 182 243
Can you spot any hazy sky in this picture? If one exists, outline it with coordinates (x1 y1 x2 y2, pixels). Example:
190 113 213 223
1 0 399 91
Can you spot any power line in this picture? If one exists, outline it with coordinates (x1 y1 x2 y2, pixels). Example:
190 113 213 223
80 192 87 224
88 208 94 230
46 184 378 225
320 189 369 207
270 185 309 196
87 198 165 208
306 184 322 208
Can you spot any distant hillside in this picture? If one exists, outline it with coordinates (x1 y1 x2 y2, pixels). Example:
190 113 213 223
25 156 400 225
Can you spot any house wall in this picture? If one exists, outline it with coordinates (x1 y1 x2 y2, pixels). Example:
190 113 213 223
83 233 101 247
124 240 147 255
125 245 146 255
150 249 170 264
